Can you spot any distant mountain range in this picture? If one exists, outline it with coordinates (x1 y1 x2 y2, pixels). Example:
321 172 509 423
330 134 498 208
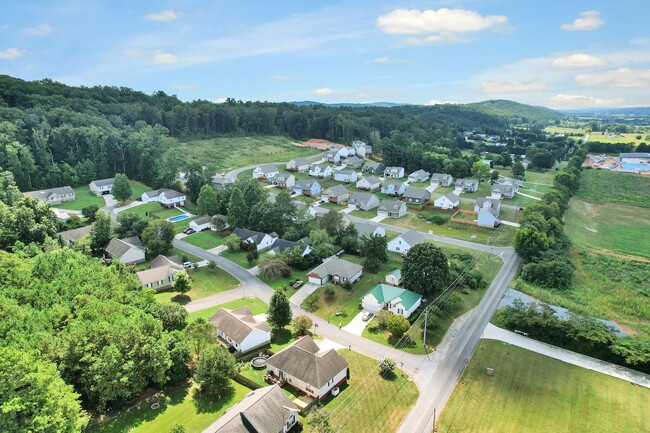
558 107 650 116
290 100 406 107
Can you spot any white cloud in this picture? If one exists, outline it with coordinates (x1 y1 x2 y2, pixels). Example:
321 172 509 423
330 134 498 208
212 97 228 103
171 84 199 90
270 74 299 81
124 48 144 57
546 94 623 109
365 56 410 64
561 11 604 31
425 99 457 105
480 80 547 94
151 50 178 64
0 48 24 60
576 68 650 89
145 10 180 23
376 8 508 44
551 53 606 69
21 24 53 36
313 88 333 95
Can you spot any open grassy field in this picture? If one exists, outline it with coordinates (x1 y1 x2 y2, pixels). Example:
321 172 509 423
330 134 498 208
498 161 566 185
439 339 650 433
545 126 586 135
575 169 650 208
177 136 320 172
55 185 106 211
154 266 240 305
187 296 267 321
588 131 646 144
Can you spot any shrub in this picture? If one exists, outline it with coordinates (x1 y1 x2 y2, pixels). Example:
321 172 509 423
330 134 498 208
387 315 410 338
303 293 319 312
429 215 448 225
379 358 396 377
439 292 463 312
375 310 393 329
246 250 259 264
461 288 470 295
323 284 336 300
366 320 381 333
207 260 217 269
292 315 313 336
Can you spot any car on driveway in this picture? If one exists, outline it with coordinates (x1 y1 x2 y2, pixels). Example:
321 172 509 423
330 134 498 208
182 262 194 269
361 311 373 321
183 228 195 235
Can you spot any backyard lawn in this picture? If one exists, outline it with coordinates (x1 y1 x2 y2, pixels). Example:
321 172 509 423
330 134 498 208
129 180 151 201
183 231 227 250
55 185 105 211
439 340 650 433
154 266 240 305
187 297 268 321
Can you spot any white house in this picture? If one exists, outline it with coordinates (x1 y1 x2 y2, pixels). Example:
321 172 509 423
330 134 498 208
433 192 460 209
324 151 341 164
189 215 212 232
23 186 76 205
344 156 364 169
232 228 278 251
309 163 333 178
105 236 145 265
361 284 422 319
356 176 381 191
491 182 516 199
136 255 183 290
385 269 402 286
455 179 479 193
377 200 407 219
89 178 114 196
141 189 186 207
380 181 406 196
272 173 296 190
352 140 372 157
354 221 386 238
307 258 363 286
253 164 280 180
210 306 271 354
347 191 380 211
408 169 430 183
477 208 500 228
286 157 311 173
430 173 453 187
333 169 358 183
388 230 426 254
384 166 405 179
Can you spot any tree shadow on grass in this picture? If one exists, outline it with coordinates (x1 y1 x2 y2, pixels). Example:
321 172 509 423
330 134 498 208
171 294 192 305
271 328 293 347
192 385 236 414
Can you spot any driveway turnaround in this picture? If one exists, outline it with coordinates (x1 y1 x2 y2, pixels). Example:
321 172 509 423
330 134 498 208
342 311 373 336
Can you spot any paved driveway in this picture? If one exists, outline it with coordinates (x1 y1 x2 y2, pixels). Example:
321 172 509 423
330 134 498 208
342 310 373 336
370 214 387 222
289 282 320 306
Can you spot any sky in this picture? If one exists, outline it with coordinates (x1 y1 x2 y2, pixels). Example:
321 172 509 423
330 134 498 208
2 0 650 109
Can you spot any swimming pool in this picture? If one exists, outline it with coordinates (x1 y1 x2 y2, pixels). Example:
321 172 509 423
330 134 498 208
168 214 191 222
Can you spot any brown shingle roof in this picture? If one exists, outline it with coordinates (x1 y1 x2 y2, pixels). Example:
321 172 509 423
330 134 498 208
209 307 271 344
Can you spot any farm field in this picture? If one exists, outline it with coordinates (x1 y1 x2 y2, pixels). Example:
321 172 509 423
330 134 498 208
55 185 105 210
575 170 650 208
187 297 268 321
544 126 585 135
177 136 320 172
438 340 650 433
154 266 240 305
498 161 566 185
588 131 647 144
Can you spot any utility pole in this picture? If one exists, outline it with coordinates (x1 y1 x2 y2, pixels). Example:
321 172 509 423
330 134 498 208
433 408 437 432
424 310 429 360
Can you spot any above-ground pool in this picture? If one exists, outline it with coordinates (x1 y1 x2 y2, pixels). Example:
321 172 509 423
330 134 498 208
168 214 191 222
251 357 268 369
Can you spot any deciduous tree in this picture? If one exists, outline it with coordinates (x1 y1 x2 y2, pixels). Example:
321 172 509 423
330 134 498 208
172 270 192 294
141 219 175 256
90 211 112 251
402 243 450 297
194 346 236 395
112 173 132 202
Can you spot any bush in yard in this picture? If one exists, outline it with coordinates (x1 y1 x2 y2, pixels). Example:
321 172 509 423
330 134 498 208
292 315 313 336
366 320 381 333
379 358 396 378
258 257 291 280
193 346 236 395
423 307 441 330
224 234 241 251
323 284 336 300
246 250 259 265
439 292 463 312
429 215 448 225
170 424 186 433
268 291 292 329
207 260 217 269
387 315 410 339
375 310 393 329
302 293 319 312
307 406 336 433
81 204 100 222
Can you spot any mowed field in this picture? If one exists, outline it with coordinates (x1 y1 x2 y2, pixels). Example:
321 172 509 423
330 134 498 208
177 136 319 172
588 131 647 144
575 169 650 208
438 340 650 433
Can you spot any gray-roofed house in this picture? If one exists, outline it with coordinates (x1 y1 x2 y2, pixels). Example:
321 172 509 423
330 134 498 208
58 225 92 245
354 221 386 238
344 156 364 169
293 179 321 197
402 187 431 205
361 161 385 174
352 140 372 157
286 157 311 173
233 228 278 251
377 200 407 219
388 230 426 254
23 186 76 205
266 336 349 401
474 197 501 215
307 258 363 286
380 180 406 196
190 215 213 232
347 191 380 211
408 169 430 183
253 164 280 180
477 208 500 228
308 206 330 219
141 188 186 207
308 163 333 178
89 178 114 196
333 169 358 183
105 236 145 265
491 182 516 199
455 179 479 193
324 150 341 164
384 166 405 179
497 177 523 188
433 192 460 209
210 307 271 354
322 184 350 204
430 173 453 187
272 173 296 190
212 175 234 189
136 255 183 290
201 385 300 433
268 238 312 257
355 175 381 191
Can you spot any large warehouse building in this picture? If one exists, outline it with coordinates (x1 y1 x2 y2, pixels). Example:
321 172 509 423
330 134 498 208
620 152 650 171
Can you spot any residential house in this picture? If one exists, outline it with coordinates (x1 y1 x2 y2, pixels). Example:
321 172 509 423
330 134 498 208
408 169 430 183
253 164 280 180
272 173 296 190
356 176 381 191
377 200 407 219
333 169 358 183
105 236 145 265
307 258 363 286
388 230 425 254
23 186 76 205
402 187 431 205
474 197 501 215
455 179 479 193
286 157 311 173
141 189 186 207
189 216 212 232
58 225 92 245
433 192 460 210
210 307 271 354
384 166 405 179
268 238 312 256
491 182 516 199
292 201 308 213
380 180 406 196
352 140 372 157
361 284 422 319
233 228 278 251
89 178 114 196
385 269 402 286
354 221 386 238
136 255 183 290
202 385 300 433
361 161 385 175
497 177 523 188
322 185 350 204
266 336 349 401
339 146 356 158
212 175 234 189
324 151 341 164
344 156 364 169
308 206 330 219
347 191 380 211
430 173 453 187
309 163 333 178
293 179 321 197
477 208 501 228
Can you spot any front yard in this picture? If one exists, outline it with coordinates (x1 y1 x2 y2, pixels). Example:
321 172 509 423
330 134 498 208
187 296 267 321
183 231 228 250
56 185 106 211
154 266 240 305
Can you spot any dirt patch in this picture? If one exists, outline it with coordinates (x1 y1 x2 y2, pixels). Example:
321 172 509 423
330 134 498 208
298 138 344 150
589 249 650 263
610 320 638 337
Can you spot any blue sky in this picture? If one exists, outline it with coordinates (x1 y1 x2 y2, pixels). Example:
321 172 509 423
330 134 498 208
2 0 650 108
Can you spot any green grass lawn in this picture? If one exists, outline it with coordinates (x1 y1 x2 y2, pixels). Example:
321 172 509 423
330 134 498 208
220 250 255 269
498 162 566 185
544 126 586 135
457 182 493 199
86 380 251 433
154 266 240 305
183 231 227 249
262 268 306 291
349 208 377 219
187 297 268 321
575 169 650 208
122 203 183 219
319 201 345 212
439 339 650 433
129 180 151 200
56 185 106 211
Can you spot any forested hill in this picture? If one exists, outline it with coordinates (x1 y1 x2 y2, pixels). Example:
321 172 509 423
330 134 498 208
466 100 560 124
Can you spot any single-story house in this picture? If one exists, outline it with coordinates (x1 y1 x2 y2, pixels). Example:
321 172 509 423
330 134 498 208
322 184 350 204
253 164 280 180
136 255 183 290
344 156 364 169
381 180 406 196
356 176 381 191
491 183 516 199
354 221 386 238
105 236 145 265
361 284 422 319
477 208 500 228
212 175 234 189
286 157 311 173
189 215 212 232
58 225 92 245
266 336 349 401
293 179 321 197
89 178 114 196
384 166 405 179
347 191 380 211
385 269 402 286
430 173 453 187
333 169 358 183
141 188 186 207
309 163 333 178
210 306 271 354
362 161 385 174
377 200 407 219
324 151 341 164
388 230 425 254
433 192 460 210
202 385 299 433
268 238 312 256
233 228 278 251
455 179 479 193
272 173 296 190
23 186 76 205
408 169 430 183
474 197 501 215
307 258 363 286
402 187 431 205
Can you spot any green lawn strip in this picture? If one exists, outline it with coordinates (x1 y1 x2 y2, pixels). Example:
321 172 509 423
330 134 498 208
183 232 227 249
498 162 566 185
86 380 250 433
55 186 105 211
544 126 585 135
236 168 254 180
129 180 151 200
457 182 493 199
220 250 255 269
121 202 183 220
574 170 650 208
261 268 307 291
349 209 376 219
319 202 345 212
385 230 400 242
292 194 317 204
439 339 650 433
154 267 240 305
187 297 268 321
432 185 454 194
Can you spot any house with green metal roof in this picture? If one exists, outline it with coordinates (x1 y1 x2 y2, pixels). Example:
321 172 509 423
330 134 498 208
385 269 402 286
361 283 422 318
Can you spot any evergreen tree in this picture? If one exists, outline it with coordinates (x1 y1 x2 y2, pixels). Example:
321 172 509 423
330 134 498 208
112 173 132 202
268 291 292 329
227 187 248 229
196 184 219 216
